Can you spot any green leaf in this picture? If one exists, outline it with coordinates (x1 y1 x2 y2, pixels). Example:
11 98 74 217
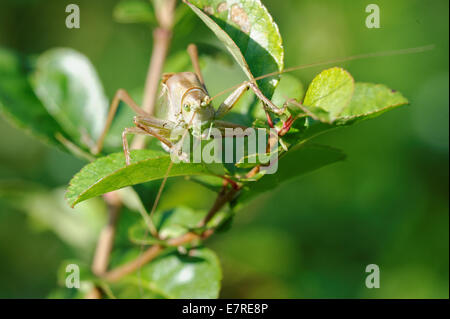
303 67 354 120
66 149 226 207
285 82 409 147
239 143 346 203
107 279 165 299
185 0 284 98
31 48 108 149
235 151 277 168
120 247 222 298
0 48 72 148
113 0 155 24
0 182 106 255
129 206 205 244
252 74 304 120
335 82 409 125
57 260 95 287
129 205 231 245
271 74 305 107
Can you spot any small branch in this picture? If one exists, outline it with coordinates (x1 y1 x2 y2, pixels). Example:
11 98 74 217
91 192 122 276
101 112 291 282
131 0 176 150
141 28 173 114
87 0 177 297
104 245 163 282
199 185 238 227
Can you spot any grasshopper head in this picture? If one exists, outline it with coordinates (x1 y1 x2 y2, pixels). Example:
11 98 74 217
163 72 215 129
181 88 215 127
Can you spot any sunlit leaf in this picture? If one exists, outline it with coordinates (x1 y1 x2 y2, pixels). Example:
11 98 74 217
31 48 108 150
285 81 409 147
113 246 221 298
66 149 226 207
0 48 72 148
335 82 409 125
185 0 284 98
303 67 354 120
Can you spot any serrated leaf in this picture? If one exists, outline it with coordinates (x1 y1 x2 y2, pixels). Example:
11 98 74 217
303 67 354 120
113 0 155 24
335 82 409 125
31 48 108 149
284 82 409 147
0 48 72 148
239 143 345 203
66 149 226 207
185 0 284 98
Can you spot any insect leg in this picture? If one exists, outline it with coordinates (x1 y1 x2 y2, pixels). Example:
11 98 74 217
122 127 148 165
247 81 286 115
134 115 176 131
214 82 250 119
94 89 150 155
122 126 173 165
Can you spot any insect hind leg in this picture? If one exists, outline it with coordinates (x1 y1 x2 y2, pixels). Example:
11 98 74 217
94 89 150 155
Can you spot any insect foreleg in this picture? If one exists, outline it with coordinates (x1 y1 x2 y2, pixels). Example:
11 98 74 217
215 82 250 119
94 89 150 155
214 81 286 119
122 127 148 165
247 81 286 115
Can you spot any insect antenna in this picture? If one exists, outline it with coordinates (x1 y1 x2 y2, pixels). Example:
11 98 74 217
208 44 434 103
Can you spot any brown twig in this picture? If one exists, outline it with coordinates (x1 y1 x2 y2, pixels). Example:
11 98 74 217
88 0 299 289
101 151 271 284
86 0 177 298
131 0 176 151
91 191 122 276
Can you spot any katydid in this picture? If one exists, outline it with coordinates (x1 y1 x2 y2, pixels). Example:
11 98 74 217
92 44 432 166
92 44 280 165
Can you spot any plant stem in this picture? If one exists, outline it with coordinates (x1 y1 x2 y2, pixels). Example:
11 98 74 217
101 161 265 283
86 1 177 295
141 28 172 114
131 0 176 150
91 191 122 276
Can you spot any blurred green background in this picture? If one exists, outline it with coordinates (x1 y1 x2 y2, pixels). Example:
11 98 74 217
0 0 448 298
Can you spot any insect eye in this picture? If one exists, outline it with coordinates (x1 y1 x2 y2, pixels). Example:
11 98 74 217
183 104 190 111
